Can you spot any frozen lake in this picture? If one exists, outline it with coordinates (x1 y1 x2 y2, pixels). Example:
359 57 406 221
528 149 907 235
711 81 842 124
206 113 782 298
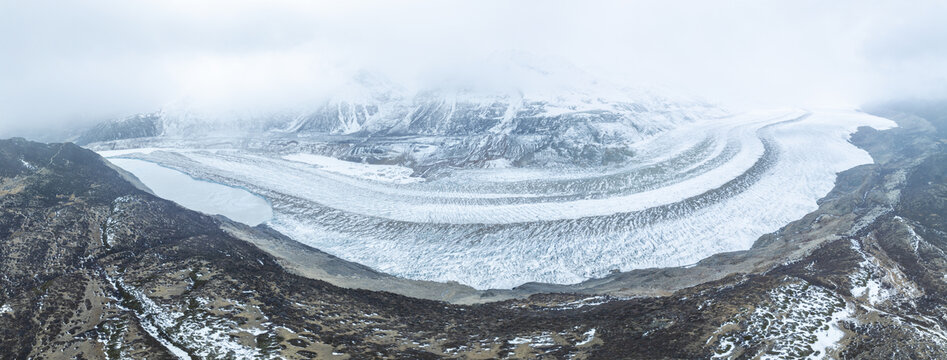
107 158 273 226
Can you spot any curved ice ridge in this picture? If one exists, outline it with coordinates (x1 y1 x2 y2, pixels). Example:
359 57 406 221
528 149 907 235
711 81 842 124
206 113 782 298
102 109 896 289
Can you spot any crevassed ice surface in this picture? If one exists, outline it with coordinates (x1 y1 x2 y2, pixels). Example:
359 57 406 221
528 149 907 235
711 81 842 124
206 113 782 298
107 158 273 226
99 109 895 289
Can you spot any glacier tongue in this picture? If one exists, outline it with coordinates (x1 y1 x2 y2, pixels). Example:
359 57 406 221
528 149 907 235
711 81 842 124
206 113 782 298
96 108 895 290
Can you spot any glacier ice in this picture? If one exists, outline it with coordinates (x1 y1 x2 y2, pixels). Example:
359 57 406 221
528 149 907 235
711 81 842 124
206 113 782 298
97 108 895 290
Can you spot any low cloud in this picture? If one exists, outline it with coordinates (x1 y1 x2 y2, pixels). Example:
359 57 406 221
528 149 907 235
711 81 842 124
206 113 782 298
1 0 946 136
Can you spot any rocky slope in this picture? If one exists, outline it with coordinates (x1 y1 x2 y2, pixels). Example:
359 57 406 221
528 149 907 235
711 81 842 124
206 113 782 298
0 100 945 359
74 114 165 146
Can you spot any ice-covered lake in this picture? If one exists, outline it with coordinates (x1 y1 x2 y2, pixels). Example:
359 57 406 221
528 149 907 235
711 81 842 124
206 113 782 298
107 158 273 226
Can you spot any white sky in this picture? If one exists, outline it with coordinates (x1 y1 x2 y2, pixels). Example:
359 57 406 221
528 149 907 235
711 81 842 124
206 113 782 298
1 0 946 136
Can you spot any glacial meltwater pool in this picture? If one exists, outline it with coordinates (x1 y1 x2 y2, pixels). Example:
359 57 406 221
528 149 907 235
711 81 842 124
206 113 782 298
107 158 273 226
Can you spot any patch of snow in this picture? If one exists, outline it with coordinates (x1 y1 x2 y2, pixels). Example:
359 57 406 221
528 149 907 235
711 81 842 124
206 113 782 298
114 276 276 359
508 332 557 348
576 329 596 346
483 158 513 169
547 296 612 311
896 216 925 254
106 276 190 360
849 236 921 305
807 304 853 360
19 159 36 171
714 281 852 359
711 338 735 359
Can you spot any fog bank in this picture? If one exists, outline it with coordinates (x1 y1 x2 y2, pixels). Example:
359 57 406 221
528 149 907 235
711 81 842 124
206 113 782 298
1 0 946 136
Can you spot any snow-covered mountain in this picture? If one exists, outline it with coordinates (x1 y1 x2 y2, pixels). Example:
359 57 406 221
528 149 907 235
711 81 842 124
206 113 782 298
78 60 724 170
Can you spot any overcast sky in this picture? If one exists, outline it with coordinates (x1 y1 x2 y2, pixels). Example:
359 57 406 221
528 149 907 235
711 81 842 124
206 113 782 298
1 0 946 136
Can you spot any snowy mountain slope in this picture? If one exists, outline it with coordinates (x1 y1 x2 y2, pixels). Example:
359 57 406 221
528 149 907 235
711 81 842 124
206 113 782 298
79 59 723 170
83 95 720 175
74 113 164 145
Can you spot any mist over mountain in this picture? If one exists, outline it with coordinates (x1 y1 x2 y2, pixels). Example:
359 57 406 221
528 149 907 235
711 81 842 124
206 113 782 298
3 2 947 359
3 1 947 137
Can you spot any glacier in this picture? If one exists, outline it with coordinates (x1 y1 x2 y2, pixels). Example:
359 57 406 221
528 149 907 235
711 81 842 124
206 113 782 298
94 107 895 290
